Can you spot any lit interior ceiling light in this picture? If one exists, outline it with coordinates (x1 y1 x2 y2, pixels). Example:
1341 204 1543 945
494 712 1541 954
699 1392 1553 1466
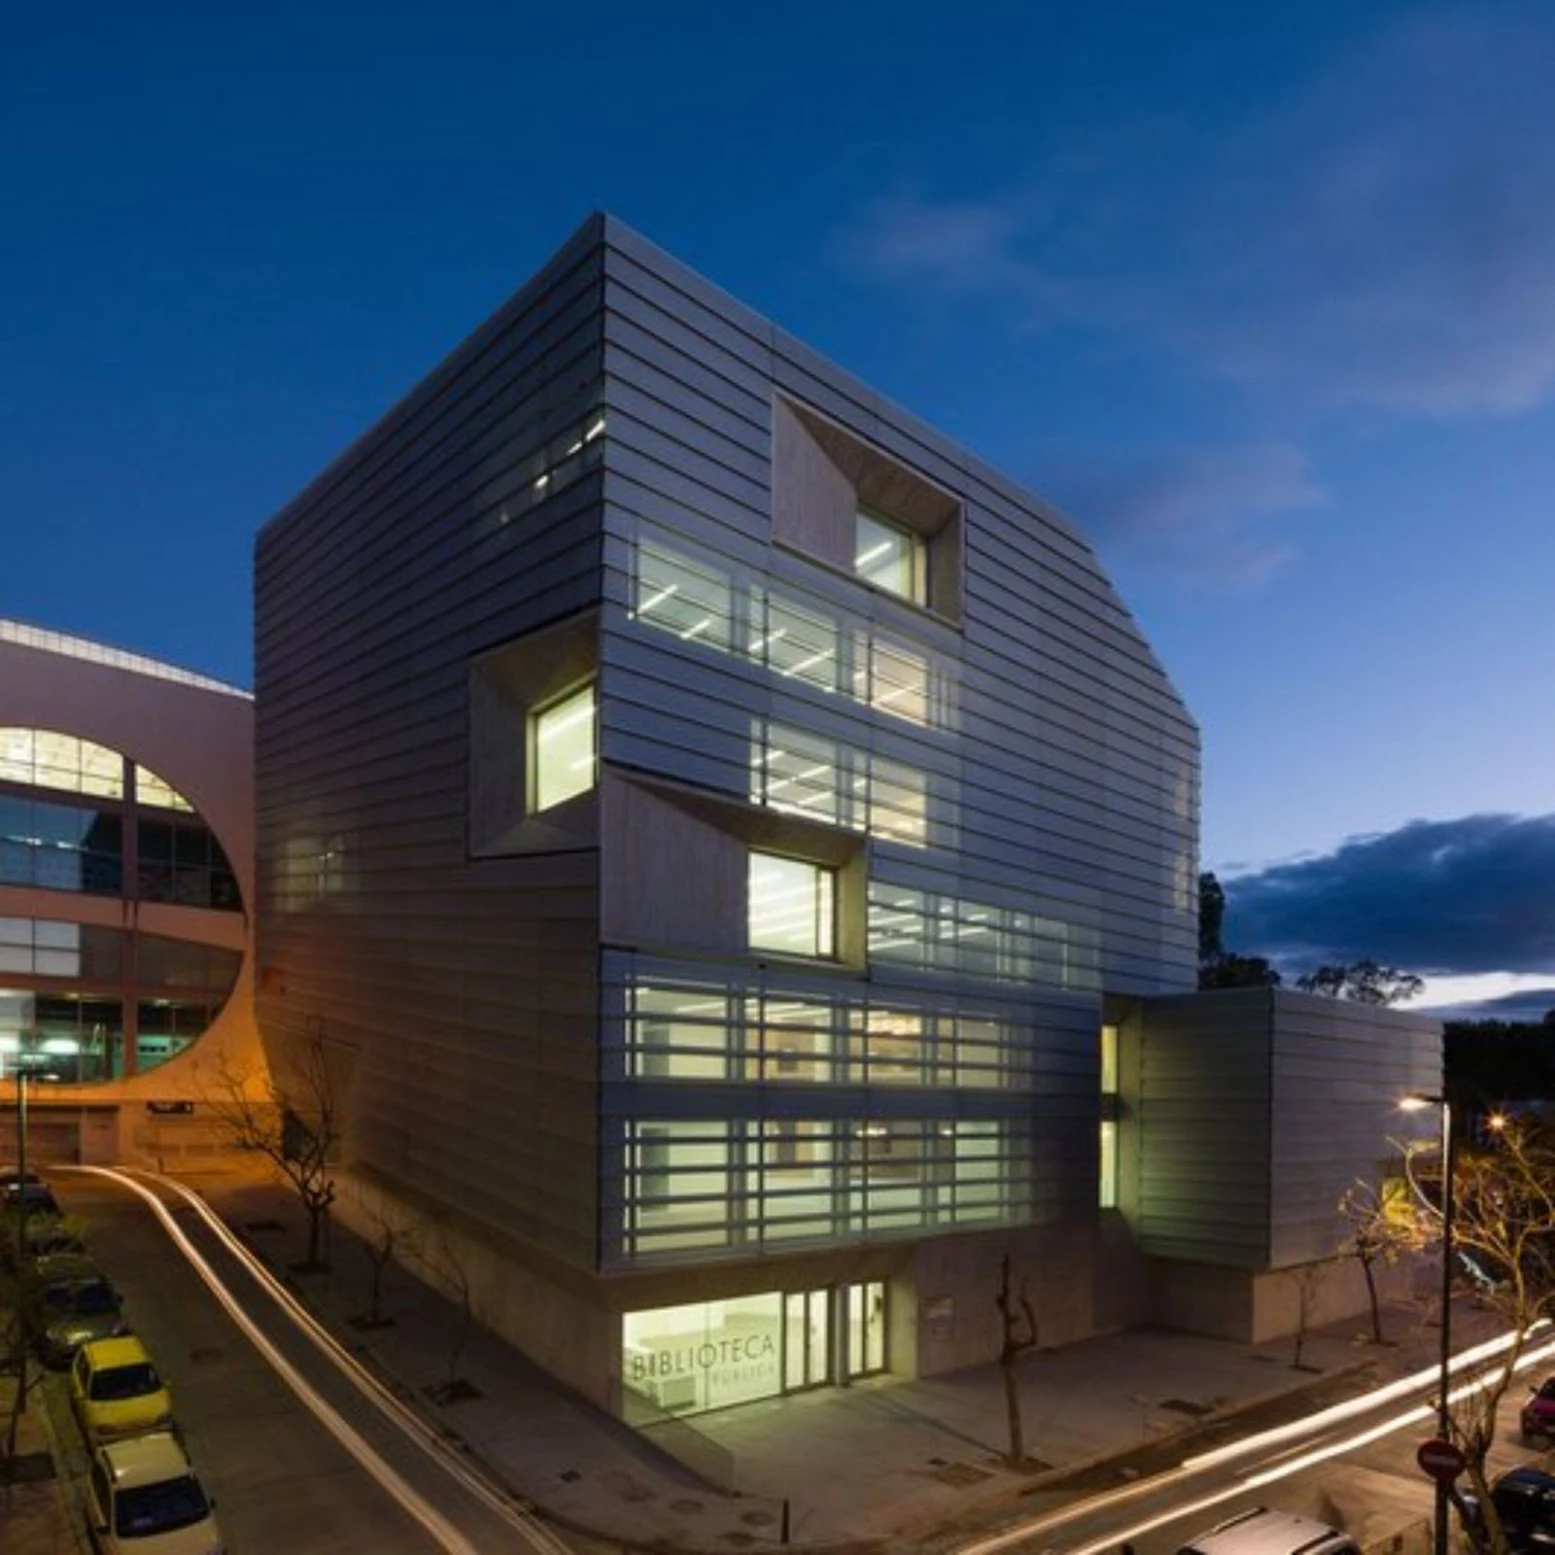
583 417 605 441
638 582 680 614
678 617 714 641
856 541 893 568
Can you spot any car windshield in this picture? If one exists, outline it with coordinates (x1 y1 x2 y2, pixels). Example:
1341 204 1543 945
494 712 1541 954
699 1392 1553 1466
115 1475 210 1537
48 1281 117 1315
89 1362 161 1401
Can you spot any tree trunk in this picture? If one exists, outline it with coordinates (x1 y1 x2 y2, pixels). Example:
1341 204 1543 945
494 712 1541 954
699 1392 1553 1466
1001 1355 1024 1468
1360 1252 1383 1344
305 1201 327 1270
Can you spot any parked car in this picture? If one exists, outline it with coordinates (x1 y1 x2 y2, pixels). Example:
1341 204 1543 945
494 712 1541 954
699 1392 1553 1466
1524 1379 1555 1444
0 1167 45 1192
2 1205 84 1268
1176 1506 1361 1555
71 1336 174 1445
3 1180 62 1215
84 1431 223 1554
37 1258 130 1368
1462 1466 1555 1553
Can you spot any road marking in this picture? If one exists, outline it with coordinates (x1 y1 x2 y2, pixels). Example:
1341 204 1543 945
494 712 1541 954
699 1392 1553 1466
75 1166 567 1555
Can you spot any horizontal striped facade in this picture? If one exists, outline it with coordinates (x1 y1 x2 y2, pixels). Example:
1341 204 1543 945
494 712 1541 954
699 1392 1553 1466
255 214 1198 1291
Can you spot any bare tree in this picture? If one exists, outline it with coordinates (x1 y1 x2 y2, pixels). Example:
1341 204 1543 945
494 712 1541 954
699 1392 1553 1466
1338 1175 1425 1345
202 1022 340 1271
1288 1261 1329 1371
995 1252 1040 1468
354 1197 418 1330
1400 1121 1555 1555
422 1223 479 1404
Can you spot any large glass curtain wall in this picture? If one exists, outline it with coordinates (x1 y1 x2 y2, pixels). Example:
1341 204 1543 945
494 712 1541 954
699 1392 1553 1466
612 1116 1023 1261
0 731 239 910
619 982 1022 1089
629 539 955 729
0 920 239 1080
0 730 243 1080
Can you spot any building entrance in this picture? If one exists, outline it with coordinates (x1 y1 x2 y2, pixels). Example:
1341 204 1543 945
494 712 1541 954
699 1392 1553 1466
622 1280 888 1418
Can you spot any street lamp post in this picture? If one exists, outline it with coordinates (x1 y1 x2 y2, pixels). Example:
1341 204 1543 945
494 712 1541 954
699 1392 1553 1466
1402 1092 1454 1555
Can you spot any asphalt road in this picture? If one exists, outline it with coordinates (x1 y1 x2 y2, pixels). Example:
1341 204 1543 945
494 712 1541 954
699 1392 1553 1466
48 1169 573 1555
958 1335 1555 1555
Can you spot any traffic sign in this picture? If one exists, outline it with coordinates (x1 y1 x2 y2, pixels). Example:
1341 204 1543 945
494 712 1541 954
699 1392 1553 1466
1417 1437 1466 1483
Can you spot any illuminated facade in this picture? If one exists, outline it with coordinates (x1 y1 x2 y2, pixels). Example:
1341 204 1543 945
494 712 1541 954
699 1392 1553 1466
256 215 1207 1416
0 620 260 1163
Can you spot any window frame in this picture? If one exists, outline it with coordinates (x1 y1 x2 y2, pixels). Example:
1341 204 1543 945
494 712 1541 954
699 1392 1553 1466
747 850 838 962
854 508 927 606
530 679 598 813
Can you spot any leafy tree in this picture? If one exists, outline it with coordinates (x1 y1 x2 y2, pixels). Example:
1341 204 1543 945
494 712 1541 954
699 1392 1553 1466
1398 1120 1555 1554
1295 960 1423 1006
1200 952 1284 990
1337 1175 1424 1344
1445 1019 1555 1105
1197 872 1282 990
1199 871 1226 964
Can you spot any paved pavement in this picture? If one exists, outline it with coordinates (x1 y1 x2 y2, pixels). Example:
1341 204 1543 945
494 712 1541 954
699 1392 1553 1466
12 1163 1494 1553
0 1367 80 1555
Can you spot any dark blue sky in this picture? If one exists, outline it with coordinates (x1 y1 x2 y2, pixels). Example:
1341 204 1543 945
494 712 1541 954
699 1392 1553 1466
5 2 1554 1002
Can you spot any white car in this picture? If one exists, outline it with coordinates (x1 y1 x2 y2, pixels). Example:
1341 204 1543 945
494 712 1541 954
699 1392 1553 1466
85 1431 223 1554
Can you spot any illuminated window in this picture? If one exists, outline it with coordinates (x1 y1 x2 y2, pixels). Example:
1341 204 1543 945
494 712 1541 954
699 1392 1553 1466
533 683 597 811
1099 1121 1118 1209
748 852 835 959
858 637 931 725
855 510 926 604
1100 1024 1120 1208
634 544 733 650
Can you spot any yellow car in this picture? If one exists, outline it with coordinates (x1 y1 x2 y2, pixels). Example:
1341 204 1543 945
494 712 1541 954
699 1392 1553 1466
70 1336 173 1444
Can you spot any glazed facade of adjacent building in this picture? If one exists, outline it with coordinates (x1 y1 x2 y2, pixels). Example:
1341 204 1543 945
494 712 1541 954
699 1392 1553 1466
0 620 260 1164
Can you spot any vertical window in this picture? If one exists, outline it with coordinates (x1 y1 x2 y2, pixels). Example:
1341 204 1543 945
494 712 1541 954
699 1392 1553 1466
533 683 597 811
748 852 835 959
855 510 925 604
1100 1023 1120 1209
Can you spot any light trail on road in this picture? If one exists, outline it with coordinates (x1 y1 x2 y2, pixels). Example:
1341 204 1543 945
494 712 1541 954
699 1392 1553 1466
957 1323 1555 1555
75 1166 573 1555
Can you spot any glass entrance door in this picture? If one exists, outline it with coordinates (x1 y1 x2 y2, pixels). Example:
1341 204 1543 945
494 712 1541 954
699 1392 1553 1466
844 1280 886 1378
783 1289 831 1390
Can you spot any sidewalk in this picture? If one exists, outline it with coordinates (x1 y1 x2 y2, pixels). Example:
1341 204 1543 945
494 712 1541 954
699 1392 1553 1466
174 1165 1473 1553
0 1372 78 1555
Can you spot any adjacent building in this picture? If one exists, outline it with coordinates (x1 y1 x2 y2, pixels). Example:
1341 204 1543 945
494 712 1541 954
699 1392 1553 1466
253 215 1439 1421
0 619 261 1163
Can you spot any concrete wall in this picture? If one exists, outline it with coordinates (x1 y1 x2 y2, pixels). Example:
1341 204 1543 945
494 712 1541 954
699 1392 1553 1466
909 1219 1116 1376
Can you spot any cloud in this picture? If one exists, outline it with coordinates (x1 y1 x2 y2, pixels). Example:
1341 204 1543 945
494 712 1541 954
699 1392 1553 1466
843 11 1555 416
1047 441 1323 588
1224 813 1555 977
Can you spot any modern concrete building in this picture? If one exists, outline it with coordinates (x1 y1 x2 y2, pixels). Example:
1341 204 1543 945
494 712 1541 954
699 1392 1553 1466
0 619 261 1164
253 215 1439 1422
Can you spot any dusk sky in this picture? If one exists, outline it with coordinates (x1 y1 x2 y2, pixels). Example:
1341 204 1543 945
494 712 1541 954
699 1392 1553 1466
4 3 1552 1013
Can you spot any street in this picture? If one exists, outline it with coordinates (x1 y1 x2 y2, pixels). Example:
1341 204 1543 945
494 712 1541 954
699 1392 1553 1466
958 1328 1555 1554
47 1168 574 1555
